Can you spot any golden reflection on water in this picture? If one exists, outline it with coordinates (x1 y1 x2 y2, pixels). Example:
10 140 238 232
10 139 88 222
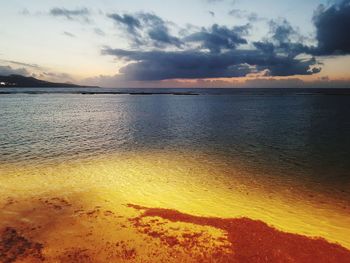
0 150 349 262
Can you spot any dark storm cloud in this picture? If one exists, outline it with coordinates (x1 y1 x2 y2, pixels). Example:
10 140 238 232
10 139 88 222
102 48 320 80
103 9 324 81
108 12 182 47
50 7 90 21
263 56 321 76
312 0 350 55
184 24 249 53
102 48 251 80
253 41 312 60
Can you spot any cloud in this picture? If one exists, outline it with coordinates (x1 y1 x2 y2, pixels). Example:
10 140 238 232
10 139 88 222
63 31 75 38
250 12 350 59
19 8 30 15
244 77 350 89
268 19 297 44
108 12 182 47
94 4 343 84
253 18 312 57
141 13 182 47
312 0 350 55
0 61 75 83
94 27 106 36
0 59 41 69
204 0 225 3
0 65 29 76
102 48 253 80
205 0 223 3
0 56 77 84
102 13 321 82
228 9 243 17
38 72 75 83
108 13 141 35
102 47 321 81
49 7 90 22
228 9 264 22
184 24 249 53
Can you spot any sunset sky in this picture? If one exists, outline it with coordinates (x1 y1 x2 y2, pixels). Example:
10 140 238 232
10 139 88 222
1 0 350 88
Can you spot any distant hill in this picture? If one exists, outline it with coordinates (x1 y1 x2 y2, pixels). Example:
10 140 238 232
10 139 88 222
0 74 98 88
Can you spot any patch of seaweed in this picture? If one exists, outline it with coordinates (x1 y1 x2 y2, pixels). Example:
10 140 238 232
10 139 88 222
128 204 350 263
0 227 44 263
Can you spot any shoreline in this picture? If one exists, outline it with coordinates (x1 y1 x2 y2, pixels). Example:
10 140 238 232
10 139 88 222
1 151 349 258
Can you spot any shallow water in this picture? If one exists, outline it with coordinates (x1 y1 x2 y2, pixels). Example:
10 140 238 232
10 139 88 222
0 89 350 262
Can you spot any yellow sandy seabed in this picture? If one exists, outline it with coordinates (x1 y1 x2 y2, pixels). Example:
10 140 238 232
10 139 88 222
0 150 349 262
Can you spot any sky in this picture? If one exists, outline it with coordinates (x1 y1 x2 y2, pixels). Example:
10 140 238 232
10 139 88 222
0 0 350 88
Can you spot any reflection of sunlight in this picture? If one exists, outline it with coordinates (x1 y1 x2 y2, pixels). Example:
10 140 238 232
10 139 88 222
1 150 349 256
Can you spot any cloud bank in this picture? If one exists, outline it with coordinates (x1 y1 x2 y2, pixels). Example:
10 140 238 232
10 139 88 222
98 0 350 84
103 10 324 81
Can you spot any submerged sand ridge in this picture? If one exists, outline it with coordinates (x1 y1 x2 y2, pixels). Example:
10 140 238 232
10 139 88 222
1 150 350 262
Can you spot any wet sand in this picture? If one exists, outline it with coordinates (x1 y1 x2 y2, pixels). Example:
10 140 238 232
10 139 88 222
1 151 350 262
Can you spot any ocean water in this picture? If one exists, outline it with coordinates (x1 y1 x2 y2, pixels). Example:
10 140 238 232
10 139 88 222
1 88 350 188
1 88 350 261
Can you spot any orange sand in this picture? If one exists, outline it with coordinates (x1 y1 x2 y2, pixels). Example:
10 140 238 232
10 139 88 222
1 195 350 262
1 151 350 262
